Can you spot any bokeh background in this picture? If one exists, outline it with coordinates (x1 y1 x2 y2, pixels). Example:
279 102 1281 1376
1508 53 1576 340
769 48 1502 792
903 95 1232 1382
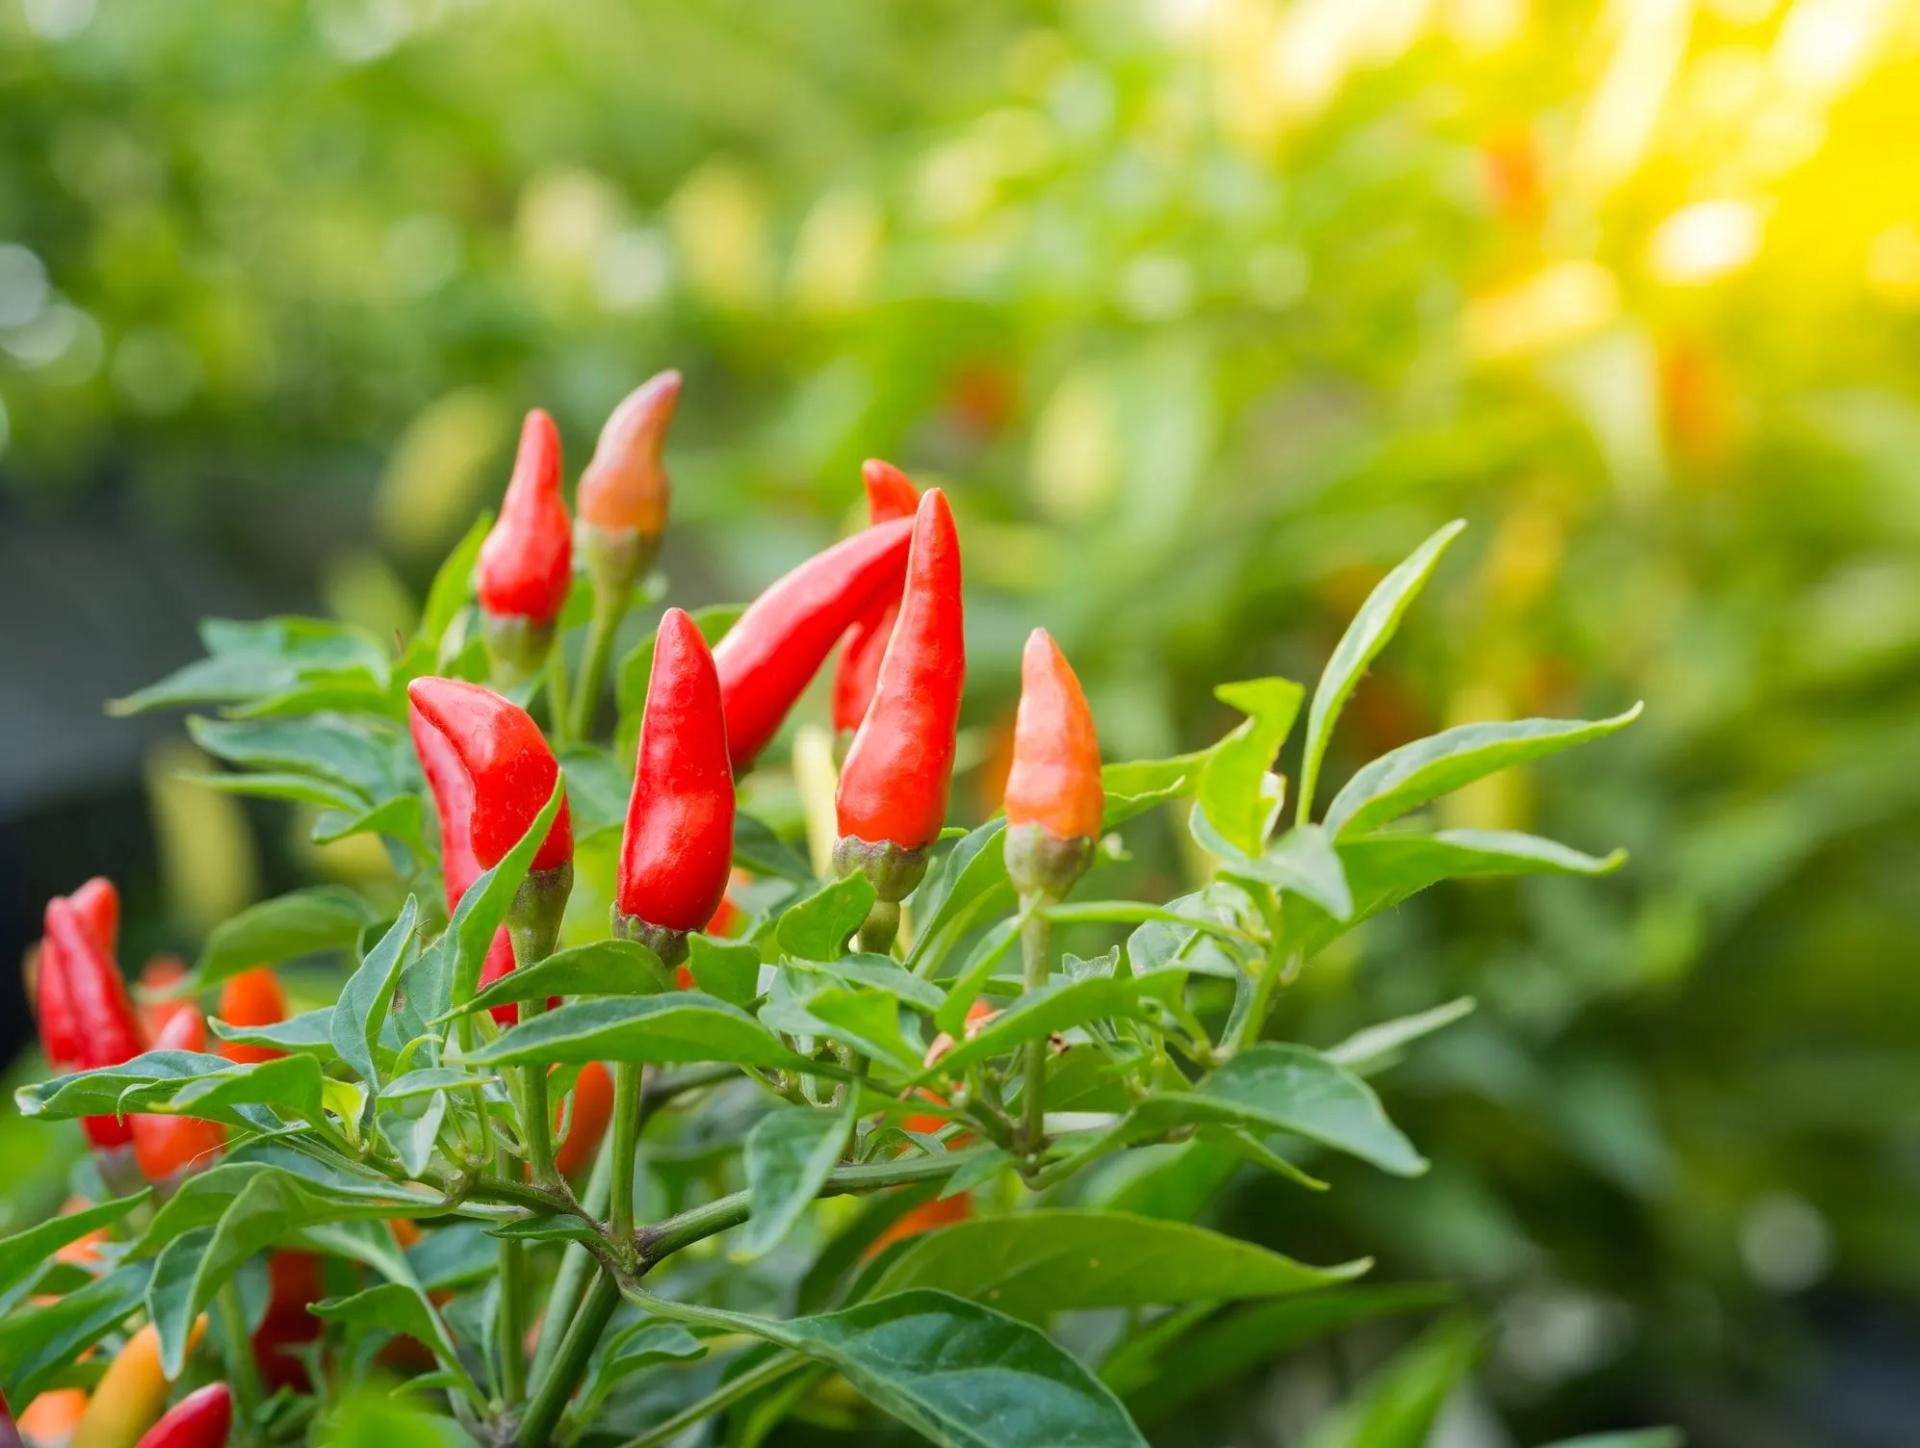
4 1 1920 1444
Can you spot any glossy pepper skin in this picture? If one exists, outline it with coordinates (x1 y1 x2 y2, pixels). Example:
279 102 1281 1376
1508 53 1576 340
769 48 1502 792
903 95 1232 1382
130 1383 229 1448
132 1008 225 1184
214 967 287 1067
831 461 921 736
615 608 735 962
476 409 572 679
1003 628 1103 898
834 489 966 894
713 516 915 771
37 887 145 1152
253 1251 323 1392
409 677 573 1014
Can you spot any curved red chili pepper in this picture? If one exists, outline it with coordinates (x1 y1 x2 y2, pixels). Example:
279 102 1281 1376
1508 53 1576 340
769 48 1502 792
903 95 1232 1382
214 966 287 1066
835 489 966 854
409 677 571 1020
476 409 572 625
408 678 573 874
616 608 735 946
713 517 915 770
132 1007 225 1183
70 874 119 956
1004 629 1103 840
37 891 144 1151
132 1380 230 1448
552 1059 615 1178
831 461 921 736
578 371 681 536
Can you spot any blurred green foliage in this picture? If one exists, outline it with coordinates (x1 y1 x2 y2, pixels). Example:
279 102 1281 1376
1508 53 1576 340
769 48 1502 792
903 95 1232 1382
5 0 1920 1443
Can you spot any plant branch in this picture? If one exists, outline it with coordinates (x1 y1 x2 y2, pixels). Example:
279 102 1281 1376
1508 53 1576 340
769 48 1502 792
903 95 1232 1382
568 600 621 743
1018 902 1052 1157
517 1269 621 1448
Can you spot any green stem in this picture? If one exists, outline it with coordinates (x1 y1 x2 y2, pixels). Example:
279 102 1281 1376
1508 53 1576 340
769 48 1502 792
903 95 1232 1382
517 1269 620 1448
1018 905 1052 1156
616 1352 811 1448
497 1216 529 1405
547 640 573 747
528 1134 615 1389
609 1061 644 1245
215 1279 264 1445
520 1010 559 1192
568 602 621 743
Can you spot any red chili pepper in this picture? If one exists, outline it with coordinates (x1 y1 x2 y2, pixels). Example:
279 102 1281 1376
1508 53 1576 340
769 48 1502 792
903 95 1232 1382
477 409 571 625
1003 627 1104 893
131 1382 229 1448
578 371 681 538
409 677 573 1015
36 888 144 1152
831 461 921 736
214 967 286 1067
2 1386 22 1448
713 517 915 771
835 489 966 882
132 1008 225 1184
615 608 734 961
70 875 119 956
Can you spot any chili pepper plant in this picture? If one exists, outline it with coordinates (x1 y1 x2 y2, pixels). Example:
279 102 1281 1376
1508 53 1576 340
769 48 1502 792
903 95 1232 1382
4 377 1644 1448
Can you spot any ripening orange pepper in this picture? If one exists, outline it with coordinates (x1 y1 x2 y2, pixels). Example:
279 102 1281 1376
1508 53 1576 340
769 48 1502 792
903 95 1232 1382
214 968 287 1067
1002 628 1103 900
551 1060 615 1179
71 1318 204 1448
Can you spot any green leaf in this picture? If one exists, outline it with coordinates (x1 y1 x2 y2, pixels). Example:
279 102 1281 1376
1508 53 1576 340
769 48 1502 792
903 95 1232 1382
1290 830 1626 957
148 1165 447 1375
1325 998 1476 1073
487 1215 603 1247
576 1322 707 1418
447 774 566 1010
616 603 744 758
1114 1283 1451 1422
191 886 377 991
167 1053 329 1128
553 744 630 841
641 1287 1147 1448
762 979 921 1071
1197 677 1304 854
182 769 367 810
868 1210 1365 1318
0 1191 148 1311
907 819 1012 975
331 898 419 1108
1299 1317 1483 1448
687 935 763 1007
791 953 943 1013
187 715 398 799
209 1006 339 1058
312 795 428 851
110 617 389 715
931 974 1179 1077
1101 751 1213 827
1114 1044 1426 1176
1323 704 1644 838
312 1284 479 1404
454 939 672 1020
736 1101 856 1260
733 811 815 882
1298 521 1466 824
417 510 492 651
776 874 876 961
0 1262 153 1402
1253 824 1353 920
467 992 809 1070
14 1050 286 1131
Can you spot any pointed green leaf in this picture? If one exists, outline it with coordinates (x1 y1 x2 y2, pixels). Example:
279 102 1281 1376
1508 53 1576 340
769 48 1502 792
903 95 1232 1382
467 992 809 1070
1298 521 1466 824
1324 705 1644 838
736 1101 856 1260
1299 1317 1483 1448
452 938 671 1021
776 874 876 962
1325 998 1476 1072
931 974 1179 1078
332 897 418 1104
1197 678 1304 854
0 1262 153 1402
687 935 763 1007
0 1191 148 1309
191 887 377 991
868 1210 1366 1318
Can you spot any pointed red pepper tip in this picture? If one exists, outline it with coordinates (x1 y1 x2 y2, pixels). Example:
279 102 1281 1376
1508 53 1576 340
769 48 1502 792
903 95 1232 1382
616 607 736 943
860 459 920 524
407 677 573 876
69 876 119 957
477 408 572 626
133 1380 231 1448
835 488 966 855
1004 628 1104 841
38 891 144 1151
580 370 683 536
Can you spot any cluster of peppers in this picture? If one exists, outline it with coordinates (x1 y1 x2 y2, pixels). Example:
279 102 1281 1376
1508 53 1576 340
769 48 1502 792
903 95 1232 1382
23 369 1107 1442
